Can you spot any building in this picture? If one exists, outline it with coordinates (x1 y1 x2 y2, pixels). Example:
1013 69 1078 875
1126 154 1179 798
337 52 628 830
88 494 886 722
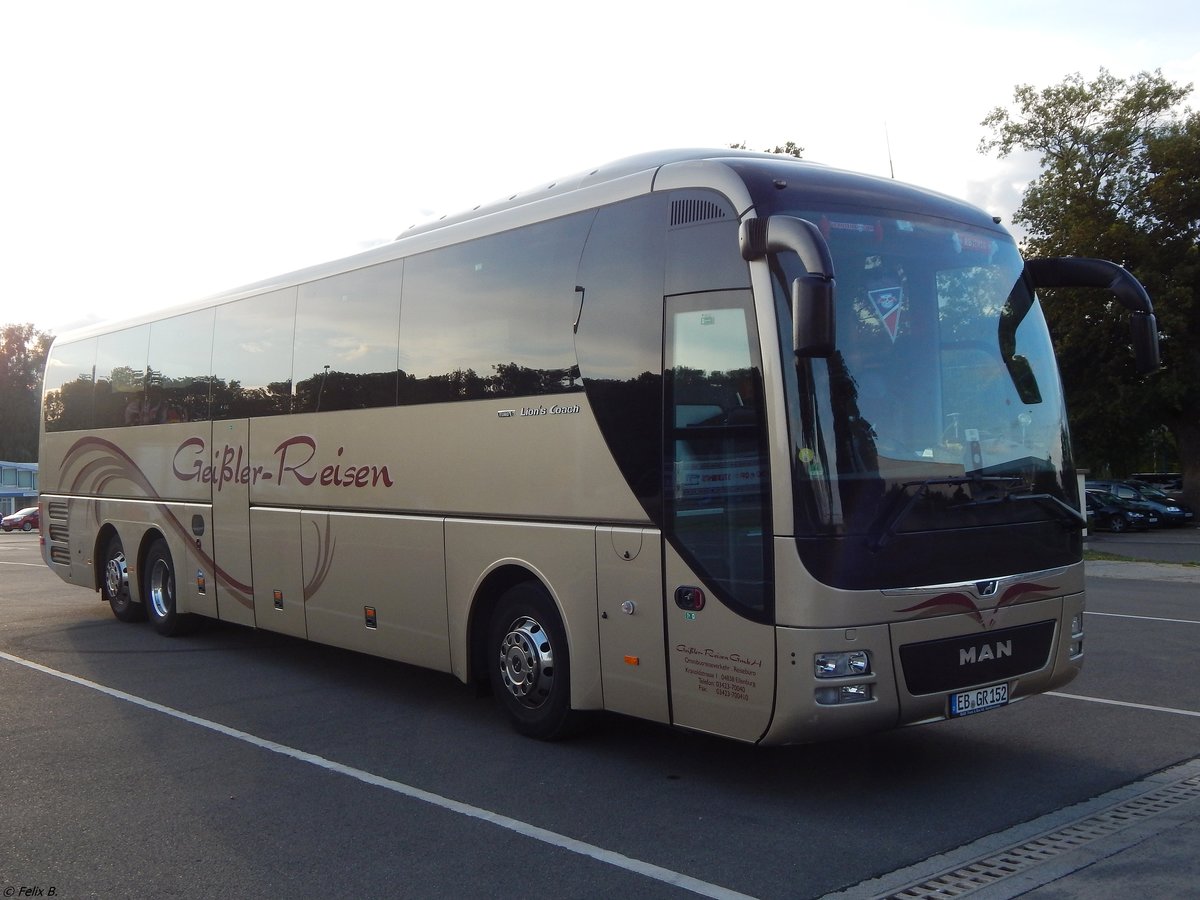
1 460 38 516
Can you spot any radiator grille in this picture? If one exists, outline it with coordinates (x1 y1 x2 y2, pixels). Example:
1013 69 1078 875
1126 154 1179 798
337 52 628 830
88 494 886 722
899 620 1055 695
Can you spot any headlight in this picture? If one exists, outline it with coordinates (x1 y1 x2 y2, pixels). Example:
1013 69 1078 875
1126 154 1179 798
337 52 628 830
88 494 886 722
814 650 871 678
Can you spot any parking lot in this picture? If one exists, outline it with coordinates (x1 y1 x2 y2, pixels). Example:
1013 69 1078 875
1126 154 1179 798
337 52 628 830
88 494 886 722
2 528 1198 898
1087 520 1200 565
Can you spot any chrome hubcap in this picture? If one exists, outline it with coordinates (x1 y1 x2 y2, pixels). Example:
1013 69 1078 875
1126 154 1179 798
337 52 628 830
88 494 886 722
105 552 128 600
499 616 554 709
148 558 173 618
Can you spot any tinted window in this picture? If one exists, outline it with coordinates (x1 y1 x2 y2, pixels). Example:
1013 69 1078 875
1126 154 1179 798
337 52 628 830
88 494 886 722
575 194 670 521
211 289 297 419
398 214 591 403
147 308 215 424
43 338 97 432
665 292 772 622
293 262 402 413
94 325 150 428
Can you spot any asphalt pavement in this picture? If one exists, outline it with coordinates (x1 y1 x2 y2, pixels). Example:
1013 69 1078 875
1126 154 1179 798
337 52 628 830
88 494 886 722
842 539 1200 900
995 539 1200 899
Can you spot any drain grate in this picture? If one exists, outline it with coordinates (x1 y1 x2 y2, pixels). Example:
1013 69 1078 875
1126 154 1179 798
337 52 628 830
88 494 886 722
883 773 1200 899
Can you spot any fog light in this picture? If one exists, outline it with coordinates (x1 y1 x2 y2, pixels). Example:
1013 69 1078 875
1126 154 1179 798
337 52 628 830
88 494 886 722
1070 614 1083 637
840 684 871 702
814 684 874 706
1070 638 1083 658
814 650 871 678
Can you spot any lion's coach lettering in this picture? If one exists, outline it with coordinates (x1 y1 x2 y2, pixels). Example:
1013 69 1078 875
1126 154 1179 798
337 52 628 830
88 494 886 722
172 435 394 491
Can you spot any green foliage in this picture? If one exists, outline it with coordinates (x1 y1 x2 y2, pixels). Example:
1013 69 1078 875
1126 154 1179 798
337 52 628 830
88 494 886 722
980 70 1200 506
0 324 53 462
730 141 805 158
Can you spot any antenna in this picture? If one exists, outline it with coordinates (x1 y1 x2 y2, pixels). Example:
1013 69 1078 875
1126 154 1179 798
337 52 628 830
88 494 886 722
884 122 895 179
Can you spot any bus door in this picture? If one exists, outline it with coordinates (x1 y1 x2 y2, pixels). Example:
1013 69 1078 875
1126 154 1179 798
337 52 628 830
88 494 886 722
209 418 256 627
663 291 776 742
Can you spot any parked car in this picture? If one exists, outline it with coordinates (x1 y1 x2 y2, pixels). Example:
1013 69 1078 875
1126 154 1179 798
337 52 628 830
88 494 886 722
1127 480 1195 523
1130 472 1183 493
1 506 39 532
1086 480 1193 527
1085 490 1156 532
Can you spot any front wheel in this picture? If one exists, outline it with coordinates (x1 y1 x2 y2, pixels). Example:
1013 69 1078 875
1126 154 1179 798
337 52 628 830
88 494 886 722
101 534 146 622
145 539 195 636
488 582 581 740
1109 514 1129 534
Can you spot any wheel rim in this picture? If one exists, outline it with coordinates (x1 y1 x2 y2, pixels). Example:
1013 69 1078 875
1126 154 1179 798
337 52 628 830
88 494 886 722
148 557 174 619
105 551 129 600
498 616 555 710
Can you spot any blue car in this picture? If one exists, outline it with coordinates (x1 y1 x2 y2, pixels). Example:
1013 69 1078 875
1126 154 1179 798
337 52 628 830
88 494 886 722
1085 491 1156 532
1086 480 1194 527
1127 481 1195 525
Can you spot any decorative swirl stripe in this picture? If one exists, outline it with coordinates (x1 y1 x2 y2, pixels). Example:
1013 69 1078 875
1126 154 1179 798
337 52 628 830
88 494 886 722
304 515 337 601
59 436 257 606
898 593 984 626
897 582 1060 628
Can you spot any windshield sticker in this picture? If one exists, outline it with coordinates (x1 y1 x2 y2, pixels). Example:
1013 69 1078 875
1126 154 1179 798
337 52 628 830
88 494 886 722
869 286 904 342
818 216 883 241
953 231 995 259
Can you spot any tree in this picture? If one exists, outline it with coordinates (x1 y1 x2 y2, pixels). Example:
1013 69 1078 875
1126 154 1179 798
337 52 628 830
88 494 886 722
730 141 805 158
0 324 53 462
980 69 1200 510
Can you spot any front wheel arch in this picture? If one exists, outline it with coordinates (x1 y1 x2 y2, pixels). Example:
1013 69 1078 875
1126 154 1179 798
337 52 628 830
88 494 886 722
485 579 583 740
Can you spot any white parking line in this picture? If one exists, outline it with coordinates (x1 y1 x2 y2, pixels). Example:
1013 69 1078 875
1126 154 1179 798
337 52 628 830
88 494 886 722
0 649 753 900
1087 611 1200 626
1048 692 1200 718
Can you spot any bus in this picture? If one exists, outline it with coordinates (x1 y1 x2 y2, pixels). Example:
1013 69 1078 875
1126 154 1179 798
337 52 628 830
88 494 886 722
37 149 1158 744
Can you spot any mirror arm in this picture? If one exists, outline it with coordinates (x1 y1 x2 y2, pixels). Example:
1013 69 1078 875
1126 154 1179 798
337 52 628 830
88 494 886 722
1026 256 1160 375
740 216 835 280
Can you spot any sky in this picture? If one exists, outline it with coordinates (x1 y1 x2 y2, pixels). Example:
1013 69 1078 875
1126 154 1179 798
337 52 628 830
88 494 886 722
3 0 1199 338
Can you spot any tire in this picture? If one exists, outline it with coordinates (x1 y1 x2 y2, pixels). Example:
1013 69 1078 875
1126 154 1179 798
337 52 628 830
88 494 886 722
145 539 195 636
21 522 33 532
101 534 146 622
1109 515 1128 534
488 582 581 740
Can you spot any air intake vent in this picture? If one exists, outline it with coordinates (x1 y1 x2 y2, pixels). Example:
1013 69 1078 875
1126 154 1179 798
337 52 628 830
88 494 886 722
670 198 728 228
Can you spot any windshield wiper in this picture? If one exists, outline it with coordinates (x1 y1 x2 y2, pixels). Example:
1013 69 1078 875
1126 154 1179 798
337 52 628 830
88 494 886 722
867 476 1082 551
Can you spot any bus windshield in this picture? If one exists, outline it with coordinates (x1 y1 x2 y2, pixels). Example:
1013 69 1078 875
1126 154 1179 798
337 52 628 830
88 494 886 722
769 210 1074 550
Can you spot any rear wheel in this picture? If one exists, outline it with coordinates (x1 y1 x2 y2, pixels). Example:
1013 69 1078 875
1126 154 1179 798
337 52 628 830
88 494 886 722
101 534 146 622
145 539 195 636
488 582 581 740
1109 514 1129 534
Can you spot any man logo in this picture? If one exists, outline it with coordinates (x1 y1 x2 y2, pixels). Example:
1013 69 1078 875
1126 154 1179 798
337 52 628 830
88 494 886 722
960 640 1012 665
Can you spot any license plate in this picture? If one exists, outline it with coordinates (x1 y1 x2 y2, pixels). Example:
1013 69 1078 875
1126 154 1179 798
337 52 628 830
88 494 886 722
949 683 1008 717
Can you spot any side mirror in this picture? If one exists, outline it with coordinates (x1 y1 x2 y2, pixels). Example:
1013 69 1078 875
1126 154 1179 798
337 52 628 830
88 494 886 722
793 275 835 358
1025 257 1160 376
